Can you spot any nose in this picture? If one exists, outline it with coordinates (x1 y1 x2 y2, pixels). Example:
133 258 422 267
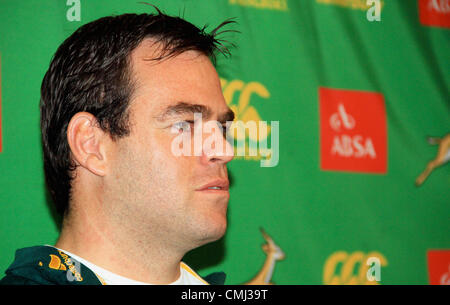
201 121 234 165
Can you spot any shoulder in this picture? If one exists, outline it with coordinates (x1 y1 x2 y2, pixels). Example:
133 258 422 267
180 262 226 285
180 262 209 285
203 271 227 285
0 245 102 285
0 274 41 285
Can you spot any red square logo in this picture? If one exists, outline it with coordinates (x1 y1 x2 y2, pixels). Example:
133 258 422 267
419 0 450 29
427 250 450 285
319 87 387 174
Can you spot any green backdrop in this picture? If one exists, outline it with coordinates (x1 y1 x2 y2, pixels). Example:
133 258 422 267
0 0 448 285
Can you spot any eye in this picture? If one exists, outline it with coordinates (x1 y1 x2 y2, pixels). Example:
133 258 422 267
222 121 233 138
221 123 229 138
210 121 228 138
171 121 193 134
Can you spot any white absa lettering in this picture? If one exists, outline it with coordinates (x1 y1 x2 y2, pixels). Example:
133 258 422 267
429 0 450 13
331 135 376 158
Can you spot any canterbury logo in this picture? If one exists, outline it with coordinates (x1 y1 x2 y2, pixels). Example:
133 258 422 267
221 78 271 142
244 228 285 285
323 251 387 285
221 78 279 167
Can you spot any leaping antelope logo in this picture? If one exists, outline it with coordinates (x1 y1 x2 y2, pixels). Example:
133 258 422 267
244 228 285 285
415 133 450 186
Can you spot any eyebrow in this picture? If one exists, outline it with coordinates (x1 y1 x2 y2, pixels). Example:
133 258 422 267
156 102 235 123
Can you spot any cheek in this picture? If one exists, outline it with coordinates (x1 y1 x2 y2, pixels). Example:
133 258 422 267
152 131 194 173
151 149 194 193
110 129 196 204
139 132 195 196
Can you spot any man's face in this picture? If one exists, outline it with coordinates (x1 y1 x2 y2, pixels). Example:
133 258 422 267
103 40 234 251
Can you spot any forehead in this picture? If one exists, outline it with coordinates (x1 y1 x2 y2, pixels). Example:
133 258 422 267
128 39 228 117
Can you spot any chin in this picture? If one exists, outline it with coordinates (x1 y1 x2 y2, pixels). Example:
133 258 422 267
209 218 228 241
186 195 229 247
193 213 228 246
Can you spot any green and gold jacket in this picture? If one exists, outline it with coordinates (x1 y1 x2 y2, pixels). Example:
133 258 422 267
0 246 225 285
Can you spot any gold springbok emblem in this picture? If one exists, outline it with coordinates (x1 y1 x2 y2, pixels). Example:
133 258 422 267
244 228 285 285
415 134 450 186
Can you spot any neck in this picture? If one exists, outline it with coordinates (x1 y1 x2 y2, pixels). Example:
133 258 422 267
55 198 184 284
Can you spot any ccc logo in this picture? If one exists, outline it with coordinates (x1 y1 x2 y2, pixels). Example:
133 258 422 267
323 251 388 285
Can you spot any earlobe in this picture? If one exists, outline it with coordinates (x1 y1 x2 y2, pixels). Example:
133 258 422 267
67 112 108 177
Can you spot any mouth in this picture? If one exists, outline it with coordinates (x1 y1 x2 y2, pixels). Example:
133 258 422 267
195 179 230 193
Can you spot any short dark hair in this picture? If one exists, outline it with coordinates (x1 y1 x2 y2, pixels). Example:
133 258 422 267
40 7 235 216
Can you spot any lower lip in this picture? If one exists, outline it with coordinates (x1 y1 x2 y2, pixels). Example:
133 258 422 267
196 189 229 194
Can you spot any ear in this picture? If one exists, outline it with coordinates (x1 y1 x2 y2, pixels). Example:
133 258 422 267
67 112 108 177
